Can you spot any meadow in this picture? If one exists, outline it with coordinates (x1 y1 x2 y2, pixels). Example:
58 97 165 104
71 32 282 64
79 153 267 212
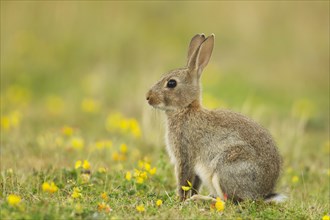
1 1 329 219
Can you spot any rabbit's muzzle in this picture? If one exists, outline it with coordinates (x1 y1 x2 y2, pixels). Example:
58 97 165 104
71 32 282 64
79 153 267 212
146 89 167 110
146 90 160 107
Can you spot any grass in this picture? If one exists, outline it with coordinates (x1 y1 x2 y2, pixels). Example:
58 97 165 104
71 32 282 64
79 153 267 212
1 151 329 219
1 1 329 220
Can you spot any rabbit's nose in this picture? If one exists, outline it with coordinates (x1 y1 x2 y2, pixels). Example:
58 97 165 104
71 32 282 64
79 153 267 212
146 91 151 101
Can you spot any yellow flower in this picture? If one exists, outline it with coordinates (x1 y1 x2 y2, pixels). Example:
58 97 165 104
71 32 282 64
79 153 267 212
125 171 132 181
120 144 128 154
144 163 151 171
81 98 100 113
292 175 299 183
133 169 149 184
1 111 22 131
62 126 73 136
112 152 121 161
71 187 82 199
106 112 125 132
97 202 106 212
112 152 119 161
137 160 156 175
49 182 59 193
97 202 112 213
156 199 163 207
129 119 142 138
75 160 82 169
112 152 126 161
136 204 145 213
7 194 21 206
215 197 225 212
82 160 91 170
140 171 148 179
119 119 129 132
181 186 191 191
41 182 50 192
136 177 144 184
322 215 330 220
105 112 142 138
181 180 192 191
101 192 109 201
70 137 84 150
42 182 58 193
1 116 10 130
149 167 157 175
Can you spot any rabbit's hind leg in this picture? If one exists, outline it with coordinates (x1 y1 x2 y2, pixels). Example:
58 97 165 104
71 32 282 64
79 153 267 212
186 173 225 203
211 173 225 200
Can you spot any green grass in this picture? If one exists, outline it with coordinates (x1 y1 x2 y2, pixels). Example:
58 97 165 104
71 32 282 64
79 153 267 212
1 1 329 219
1 154 329 219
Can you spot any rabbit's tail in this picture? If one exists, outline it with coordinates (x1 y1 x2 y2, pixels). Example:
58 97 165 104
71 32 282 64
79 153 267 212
264 193 287 203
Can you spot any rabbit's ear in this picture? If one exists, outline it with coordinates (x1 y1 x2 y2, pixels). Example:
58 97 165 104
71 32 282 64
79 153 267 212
187 34 206 66
188 34 215 77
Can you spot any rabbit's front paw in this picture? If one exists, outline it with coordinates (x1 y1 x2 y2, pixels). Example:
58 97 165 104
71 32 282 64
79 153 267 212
177 188 189 201
180 195 187 202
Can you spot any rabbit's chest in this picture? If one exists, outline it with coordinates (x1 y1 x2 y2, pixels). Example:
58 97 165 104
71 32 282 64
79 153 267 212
165 122 198 164
165 137 176 164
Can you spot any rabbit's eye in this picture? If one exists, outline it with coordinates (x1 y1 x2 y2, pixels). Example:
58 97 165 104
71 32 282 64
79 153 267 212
167 79 177 88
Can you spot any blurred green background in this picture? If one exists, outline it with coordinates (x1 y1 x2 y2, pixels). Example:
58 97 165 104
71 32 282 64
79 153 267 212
1 1 329 170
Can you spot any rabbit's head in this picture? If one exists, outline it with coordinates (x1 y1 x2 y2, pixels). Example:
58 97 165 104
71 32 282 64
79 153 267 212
146 34 214 111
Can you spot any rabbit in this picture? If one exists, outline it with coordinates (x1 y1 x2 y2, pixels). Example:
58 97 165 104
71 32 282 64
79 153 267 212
146 33 286 203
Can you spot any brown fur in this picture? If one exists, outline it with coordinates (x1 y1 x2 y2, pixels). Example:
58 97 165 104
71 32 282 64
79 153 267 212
146 34 282 202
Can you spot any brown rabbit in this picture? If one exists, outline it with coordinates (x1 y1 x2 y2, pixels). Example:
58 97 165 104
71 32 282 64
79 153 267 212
146 34 286 203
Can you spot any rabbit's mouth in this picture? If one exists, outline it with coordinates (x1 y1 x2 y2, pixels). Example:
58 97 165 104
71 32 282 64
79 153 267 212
146 97 172 111
147 99 166 111
146 95 158 106
149 102 178 111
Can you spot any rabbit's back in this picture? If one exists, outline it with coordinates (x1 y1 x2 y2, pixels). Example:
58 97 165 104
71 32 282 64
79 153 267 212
195 108 281 171
167 108 281 165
